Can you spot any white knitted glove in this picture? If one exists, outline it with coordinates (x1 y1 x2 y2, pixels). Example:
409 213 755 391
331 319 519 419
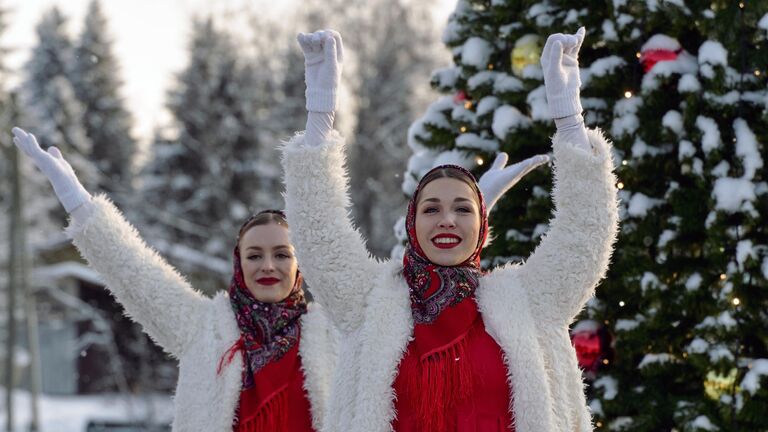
12 127 91 213
478 152 550 213
541 27 585 119
297 29 343 112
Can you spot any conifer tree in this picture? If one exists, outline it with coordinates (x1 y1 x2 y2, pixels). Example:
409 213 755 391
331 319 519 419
71 0 137 198
142 17 271 257
404 1 768 430
22 7 95 223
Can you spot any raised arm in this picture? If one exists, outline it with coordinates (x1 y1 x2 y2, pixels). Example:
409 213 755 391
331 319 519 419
282 31 381 334
498 28 619 325
13 127 208 357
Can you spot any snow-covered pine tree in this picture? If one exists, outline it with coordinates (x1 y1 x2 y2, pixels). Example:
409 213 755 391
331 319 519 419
71 0 137 200
141 17 272 259
340 0 443 258
401 0 561 263
586 2 768 431
21 6 95 225
403 1 768 430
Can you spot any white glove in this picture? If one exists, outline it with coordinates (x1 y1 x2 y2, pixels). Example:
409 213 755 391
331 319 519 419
297 29 343 112
541 27 585 119
12 127 91 213
478 152 550 213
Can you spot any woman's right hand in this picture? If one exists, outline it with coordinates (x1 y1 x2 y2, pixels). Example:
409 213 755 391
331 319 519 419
12 127 91 213
297 29 343 112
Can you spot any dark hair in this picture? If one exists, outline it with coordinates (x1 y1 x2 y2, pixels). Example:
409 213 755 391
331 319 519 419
237 210 288 244
415 166 481 204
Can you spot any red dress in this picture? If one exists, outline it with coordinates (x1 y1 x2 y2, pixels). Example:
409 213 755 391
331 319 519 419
233 342 315 432
392 297 514 432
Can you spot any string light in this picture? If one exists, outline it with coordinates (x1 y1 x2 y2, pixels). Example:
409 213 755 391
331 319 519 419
617 182 625 189
464 101 473 109
596 422 603 428
682 352 689 358
602 359 610 365
476 156 485 166
755 70 762 77
732 298 741 306
619 301 626 307
624 91 633 98
621 160 628 166
720 273 727 280
739 1 745 8
635 52 641 59
487 63 494 70
460 126 467 133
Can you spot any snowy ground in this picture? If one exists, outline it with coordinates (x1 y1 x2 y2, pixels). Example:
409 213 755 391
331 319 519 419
0 388 173 432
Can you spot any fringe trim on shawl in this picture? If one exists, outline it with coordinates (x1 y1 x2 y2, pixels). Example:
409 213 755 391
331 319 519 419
235 385 289 432
402 324 478 432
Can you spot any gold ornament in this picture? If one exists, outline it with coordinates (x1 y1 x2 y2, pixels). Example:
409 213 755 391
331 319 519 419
511 34 542 77
704 368 738 400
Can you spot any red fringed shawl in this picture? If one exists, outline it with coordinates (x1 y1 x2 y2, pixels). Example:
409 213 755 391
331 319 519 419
233 342 313 432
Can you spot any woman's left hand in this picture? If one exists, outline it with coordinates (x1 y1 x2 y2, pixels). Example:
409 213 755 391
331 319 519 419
478 152 550 213
297 29 343 112
541 27 585 119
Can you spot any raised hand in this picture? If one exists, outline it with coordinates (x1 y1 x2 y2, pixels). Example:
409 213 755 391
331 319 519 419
541 27 585 119
12 127 91 213
297 29 343 112
478 152 550 213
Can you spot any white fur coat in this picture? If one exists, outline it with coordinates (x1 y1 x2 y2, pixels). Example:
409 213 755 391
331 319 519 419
281 128 619 432
65 197 336 432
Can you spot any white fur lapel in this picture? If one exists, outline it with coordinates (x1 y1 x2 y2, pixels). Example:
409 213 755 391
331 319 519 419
299 303 336 432
353 261 413 431
476 266 557 432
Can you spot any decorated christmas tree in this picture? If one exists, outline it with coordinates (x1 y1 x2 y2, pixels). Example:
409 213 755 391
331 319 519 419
402 0 768 430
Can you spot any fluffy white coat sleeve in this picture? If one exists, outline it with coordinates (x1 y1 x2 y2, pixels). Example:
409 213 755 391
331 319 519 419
282 131 382 334
65 194 209 357
504 128 619 325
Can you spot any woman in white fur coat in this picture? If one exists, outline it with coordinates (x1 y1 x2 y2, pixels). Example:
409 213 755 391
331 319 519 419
283 28 619 432
11 129 336 432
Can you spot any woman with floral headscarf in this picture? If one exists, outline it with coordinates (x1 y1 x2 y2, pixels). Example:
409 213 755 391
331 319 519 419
282 28 618 431
11 126 336 431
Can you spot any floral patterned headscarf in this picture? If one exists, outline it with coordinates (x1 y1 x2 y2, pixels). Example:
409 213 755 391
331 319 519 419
402 165 488 324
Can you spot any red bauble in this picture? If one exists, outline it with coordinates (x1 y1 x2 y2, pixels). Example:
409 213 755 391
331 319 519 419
572 330 603 372
453 90 468 104
570 320 613 376
640 49 680 73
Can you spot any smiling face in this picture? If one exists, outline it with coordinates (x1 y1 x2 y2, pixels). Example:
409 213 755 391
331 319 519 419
238 223 299 303
414 177 482 266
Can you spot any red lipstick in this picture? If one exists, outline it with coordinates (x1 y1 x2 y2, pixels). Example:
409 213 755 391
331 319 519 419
431 233 462 249
256 277 280 286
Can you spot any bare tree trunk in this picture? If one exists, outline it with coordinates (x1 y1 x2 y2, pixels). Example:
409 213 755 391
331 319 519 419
24 264 40 432
6 119 20 432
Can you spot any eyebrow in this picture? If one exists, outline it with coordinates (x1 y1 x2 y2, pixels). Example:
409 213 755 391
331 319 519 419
420 197 475 204
245 245 293 251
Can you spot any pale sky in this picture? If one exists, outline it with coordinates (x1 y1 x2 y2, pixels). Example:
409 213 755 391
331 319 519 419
5 0 456 146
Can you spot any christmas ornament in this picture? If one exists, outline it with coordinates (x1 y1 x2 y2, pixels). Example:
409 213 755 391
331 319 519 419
704 368 739 400
453 90 468 104
571 320 614 377
511 34 542 77
640 34 682 73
